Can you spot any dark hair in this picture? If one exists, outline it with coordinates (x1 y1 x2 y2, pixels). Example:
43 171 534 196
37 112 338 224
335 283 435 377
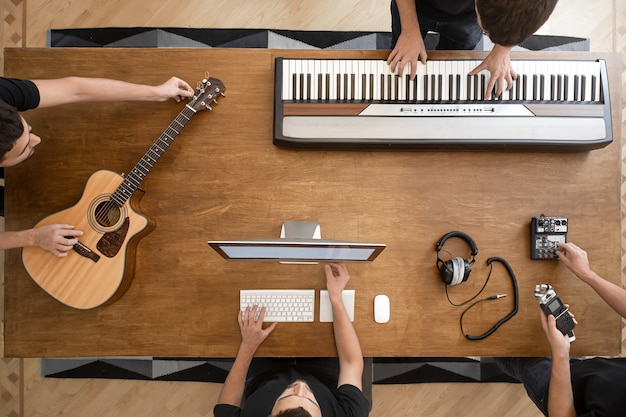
0 101 25 162
476 0 559 46
272 407 313 417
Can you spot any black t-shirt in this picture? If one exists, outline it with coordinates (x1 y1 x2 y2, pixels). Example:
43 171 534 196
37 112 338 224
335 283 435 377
416 0 475 18
214 368 370 417
0 77 40 111
570 357 626 417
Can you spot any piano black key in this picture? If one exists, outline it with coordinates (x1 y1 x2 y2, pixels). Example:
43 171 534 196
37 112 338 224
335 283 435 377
437 74 443 101
413 75 419 102
580 75 587 101
299 73 304 101
337 73 343 100
540 75 545 100
480 75 485 100
368 74 374 101
550 75 555 100
522 75 528 100
573 75 580 101
350 74 355 100
466 74 472 101
306 74 311 100
405 74 411 101
343 73 348 100
424 75 429 101
473 74 479 101
393 75 399 101
556 75 563 101
563 75 569 101
448 74 453 100
532 75 538 100
455 74 461 101
380 74 385 101
325 73 330 101
591 75 597 102
291 73 297 100
361 74 366 100
430 74 436 101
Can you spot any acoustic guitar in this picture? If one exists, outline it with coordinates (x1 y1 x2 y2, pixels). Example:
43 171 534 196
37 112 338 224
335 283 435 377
22 76 225 309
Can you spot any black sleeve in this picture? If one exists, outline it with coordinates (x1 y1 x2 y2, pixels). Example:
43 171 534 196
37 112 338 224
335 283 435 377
213 404 241 417
337 384 370 416
0 77 40 111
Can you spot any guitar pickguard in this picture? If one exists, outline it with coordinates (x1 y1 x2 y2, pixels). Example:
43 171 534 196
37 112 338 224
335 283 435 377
97 217 130 257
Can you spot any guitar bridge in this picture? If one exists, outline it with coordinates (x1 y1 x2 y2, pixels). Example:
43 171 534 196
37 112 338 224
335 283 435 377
73 241 100 263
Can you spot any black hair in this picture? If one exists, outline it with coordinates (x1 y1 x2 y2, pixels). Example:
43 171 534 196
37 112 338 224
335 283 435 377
0 100 25 162
272 407 313 417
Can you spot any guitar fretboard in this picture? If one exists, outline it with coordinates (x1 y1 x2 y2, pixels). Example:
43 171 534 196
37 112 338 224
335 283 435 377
111 106 196 206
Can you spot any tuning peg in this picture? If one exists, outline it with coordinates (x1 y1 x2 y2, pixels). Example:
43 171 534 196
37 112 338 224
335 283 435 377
206 104 213 111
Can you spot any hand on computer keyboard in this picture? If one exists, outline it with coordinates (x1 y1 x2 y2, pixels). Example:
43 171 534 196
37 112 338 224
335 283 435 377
238 305 277 350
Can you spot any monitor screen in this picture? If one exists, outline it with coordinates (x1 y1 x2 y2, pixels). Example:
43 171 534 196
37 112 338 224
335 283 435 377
208 238 386 263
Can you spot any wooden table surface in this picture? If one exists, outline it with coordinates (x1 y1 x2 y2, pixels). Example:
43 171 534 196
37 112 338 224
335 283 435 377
3 48 622 358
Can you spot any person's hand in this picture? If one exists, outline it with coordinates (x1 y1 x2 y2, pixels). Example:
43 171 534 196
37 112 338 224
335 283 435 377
540 306 572 356
238 305 277 353
386 31 427 80
32 224 83 257
556 242 594 282
154 76 194 102
469 44 516 99
325 263 351 300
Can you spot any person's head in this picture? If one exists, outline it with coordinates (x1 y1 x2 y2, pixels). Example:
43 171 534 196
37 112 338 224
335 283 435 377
269 380 321 417
475 0 558 46
0 101 41 167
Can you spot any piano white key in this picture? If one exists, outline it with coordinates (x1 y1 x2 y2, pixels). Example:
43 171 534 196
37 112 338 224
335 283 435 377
373 60 382 100
339 60 347 100
443 61 451 100
328 60 337 100
283 59 291 100
311 60 320 100
353 60 361 100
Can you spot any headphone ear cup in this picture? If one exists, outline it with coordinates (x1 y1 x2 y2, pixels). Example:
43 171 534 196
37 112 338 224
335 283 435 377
452 257 464 286
462 259 472 282
439 259 454 284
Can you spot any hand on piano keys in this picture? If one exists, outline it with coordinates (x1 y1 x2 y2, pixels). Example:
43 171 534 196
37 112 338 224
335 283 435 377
280 58 602 103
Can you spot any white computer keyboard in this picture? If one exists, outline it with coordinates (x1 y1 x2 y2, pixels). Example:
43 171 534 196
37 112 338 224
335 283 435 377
240 289 315 322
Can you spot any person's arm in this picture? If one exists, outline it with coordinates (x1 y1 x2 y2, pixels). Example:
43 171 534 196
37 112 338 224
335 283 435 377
557 242 626 319
0 224 82 257
217 306 277 407
325 263 364 389
469 44 516 98
32 76 194 108
386 0 427 80
540 310 576 417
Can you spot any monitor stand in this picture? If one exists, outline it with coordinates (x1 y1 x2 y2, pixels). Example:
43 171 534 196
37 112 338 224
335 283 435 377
279 220 321 264
280 220 321 240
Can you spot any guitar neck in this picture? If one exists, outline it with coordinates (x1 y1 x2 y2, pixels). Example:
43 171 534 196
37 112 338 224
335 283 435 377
111 105 197 205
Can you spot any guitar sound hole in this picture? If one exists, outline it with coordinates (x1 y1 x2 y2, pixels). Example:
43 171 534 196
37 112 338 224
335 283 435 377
94 201 122 228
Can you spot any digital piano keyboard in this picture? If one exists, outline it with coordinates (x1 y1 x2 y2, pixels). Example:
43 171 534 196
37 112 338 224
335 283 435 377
273 57 613 151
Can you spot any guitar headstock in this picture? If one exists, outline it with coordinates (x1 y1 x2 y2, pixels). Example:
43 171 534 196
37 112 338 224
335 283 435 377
188 75 225 112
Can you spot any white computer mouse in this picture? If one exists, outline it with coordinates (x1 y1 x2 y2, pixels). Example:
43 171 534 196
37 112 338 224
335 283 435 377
374 294 390 323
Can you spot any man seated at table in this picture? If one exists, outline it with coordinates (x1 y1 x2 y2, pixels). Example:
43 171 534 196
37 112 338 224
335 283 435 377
213 263 370 417
496 242 626 416
0 75 194 256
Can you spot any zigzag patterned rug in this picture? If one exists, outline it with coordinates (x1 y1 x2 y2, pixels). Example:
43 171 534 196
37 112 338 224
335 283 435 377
42 357 517 384
49 27 589 52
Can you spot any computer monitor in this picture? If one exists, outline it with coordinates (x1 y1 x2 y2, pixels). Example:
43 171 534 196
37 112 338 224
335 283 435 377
208 220 386 264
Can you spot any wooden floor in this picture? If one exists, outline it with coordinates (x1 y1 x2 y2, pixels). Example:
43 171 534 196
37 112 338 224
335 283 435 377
0 0 624 416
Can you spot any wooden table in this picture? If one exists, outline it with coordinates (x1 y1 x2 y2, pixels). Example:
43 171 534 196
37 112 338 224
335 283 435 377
3 48 622 358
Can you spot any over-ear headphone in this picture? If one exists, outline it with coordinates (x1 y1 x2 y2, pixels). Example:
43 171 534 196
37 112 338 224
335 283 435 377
435 231 478 285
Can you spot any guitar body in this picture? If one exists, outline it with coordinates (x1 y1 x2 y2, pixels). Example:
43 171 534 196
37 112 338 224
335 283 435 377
22 170 155 309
